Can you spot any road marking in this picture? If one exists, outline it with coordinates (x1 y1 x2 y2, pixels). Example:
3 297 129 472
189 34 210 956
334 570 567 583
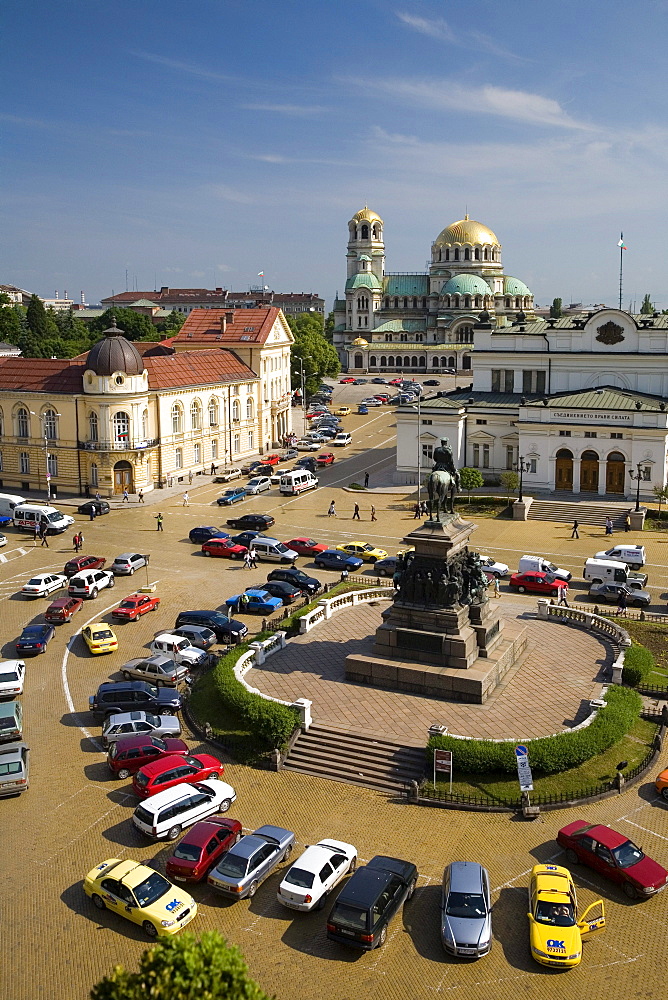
620 819 668 842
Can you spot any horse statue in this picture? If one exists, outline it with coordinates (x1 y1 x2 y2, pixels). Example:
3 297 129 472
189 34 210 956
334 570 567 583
426 438 460 520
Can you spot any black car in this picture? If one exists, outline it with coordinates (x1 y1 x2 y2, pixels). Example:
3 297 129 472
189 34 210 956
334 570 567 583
175 610 248 644
424 379 440 386
188 526 230 545
241 461 264 476
231 530 267 549
77 500 111 516
267 567 321 595
262 580 302 605
295 457 318 474
16 622 56 655
88 681 181 719
327 855 418 950
226 513 276 531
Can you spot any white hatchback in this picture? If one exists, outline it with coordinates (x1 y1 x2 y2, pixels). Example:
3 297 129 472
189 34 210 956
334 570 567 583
277 839 357 911
245 476 272 495
21 572 68 598
0 660 26 698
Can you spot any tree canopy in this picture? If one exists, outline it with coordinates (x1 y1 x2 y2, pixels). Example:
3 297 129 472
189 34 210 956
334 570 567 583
640 293 654 315
549 297 562 319
89 307 155 342
287 313 340 396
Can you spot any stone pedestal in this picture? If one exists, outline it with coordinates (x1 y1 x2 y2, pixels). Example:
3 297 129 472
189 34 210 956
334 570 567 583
628 508 646 531
513 497 533 520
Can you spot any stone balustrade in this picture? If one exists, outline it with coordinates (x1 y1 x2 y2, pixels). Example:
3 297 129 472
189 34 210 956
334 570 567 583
536 599 630 683
299 586 393 634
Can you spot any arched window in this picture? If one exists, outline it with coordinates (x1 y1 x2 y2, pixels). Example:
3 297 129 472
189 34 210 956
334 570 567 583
88 411 99 442
474 248 480 260
448 356 455 367
464 297 471 308
505 298 511 308
372 223 380 239
90 462 98 487
190 399 201 430
394 297 399 308
465 248 471 260
453 296 460 309
454 249 460 261
411 356 418 367
608 451 626 462
404 355 410 367
171 403 183 434
422 297 427 308
246 397 254 420
232 399 240 421
403 297 408 308
462 355 472 370
556 448 574 459
361 224 369 239
43 408 58 440
581 450 599 461
113 411 129 443
16 407 29 438
483 248 488 261
370 356 377 367
354 353 363 368
141 409 148 440
445 249 450 261
432 357 439 368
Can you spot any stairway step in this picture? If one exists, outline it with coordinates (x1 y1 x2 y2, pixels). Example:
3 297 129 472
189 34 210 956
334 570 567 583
297 731 424 762
286 746 422 779
304 724 424 753
281 760 410 793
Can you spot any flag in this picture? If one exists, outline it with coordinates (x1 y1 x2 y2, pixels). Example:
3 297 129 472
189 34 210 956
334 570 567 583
617 237 627 249
257 271 264 276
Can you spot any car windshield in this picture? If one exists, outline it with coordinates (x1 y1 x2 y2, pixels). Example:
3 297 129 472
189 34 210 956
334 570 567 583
132 871 173 907
0 715 16 728
27 578 42 586
302 539 316 547
173 842 202 861
330 902 368 931
445 892 487 919
46 513 61 523
0 760 22 775
119 602 136 609
546 562 558 572
215 854 249 878
612 840 644 868
92 629 114 640
363 545 375 552
535 901 575 926
283 867 314 889
0 670 19 682
543 575 557 584
274 543 288 553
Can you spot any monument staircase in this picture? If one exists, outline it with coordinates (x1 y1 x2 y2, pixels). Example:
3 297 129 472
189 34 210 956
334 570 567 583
526 496 634 527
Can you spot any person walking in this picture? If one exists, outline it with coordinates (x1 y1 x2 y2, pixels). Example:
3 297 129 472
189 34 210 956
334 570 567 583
188 470 193 485
122 488 130 503
340 568 349 583
493 576 501 599
72 532 80 553
137 489 144 503
571 519 579 539
364 472 369 488
33 523 39 547
421 500 429 516
89 506 97 522
558 588 569 607
328 500 337 517
605 517 613 535
616 590 628 615
182 492 190 507
625 514 631 532
155 512 164 531
210 463 216 475
413 502 421 519
370 504 377 522
352 503 361 520
243 549 252 570
238 593 249 613
95 491 101 502
39 522 49 547
248 547 258 569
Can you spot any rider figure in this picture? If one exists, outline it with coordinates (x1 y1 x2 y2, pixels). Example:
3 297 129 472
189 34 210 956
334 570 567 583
432 438 458 478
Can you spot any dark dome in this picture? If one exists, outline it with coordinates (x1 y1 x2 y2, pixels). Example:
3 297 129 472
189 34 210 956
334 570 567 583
86 316 144 376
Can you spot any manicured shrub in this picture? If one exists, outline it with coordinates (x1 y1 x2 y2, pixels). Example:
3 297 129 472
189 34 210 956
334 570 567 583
427 685 642 775
622 642 655 687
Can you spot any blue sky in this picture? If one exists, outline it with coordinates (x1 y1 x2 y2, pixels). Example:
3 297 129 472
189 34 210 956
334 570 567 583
3 0 668 310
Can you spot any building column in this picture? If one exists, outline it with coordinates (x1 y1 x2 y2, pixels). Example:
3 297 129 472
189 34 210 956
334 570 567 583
598 459 607 495
572 458 581 494
547 455 556 492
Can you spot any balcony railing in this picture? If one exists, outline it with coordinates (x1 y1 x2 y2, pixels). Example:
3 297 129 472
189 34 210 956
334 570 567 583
77 438 160 451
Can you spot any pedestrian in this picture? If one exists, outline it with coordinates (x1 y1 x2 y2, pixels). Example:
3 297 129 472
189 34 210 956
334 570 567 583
413 502 421 519
40 522 49 547
155 512 164 531
571 519 579 539
558 588 569 607
122 488 130 503
493 576 501 599
616 590 628 615
89 506 97 522
421 500 429 516
78 531 85 549
95 491 101 502
243 549 252 569
364 472 369 488
340 568 349 583
352 503 361 520
249 547 258 569
138 489 144 503
210 463 216 475
72 532 80 552
188 470 193 485
370 504 377 522
605 517 613 535
182 492 190 506
238 593 249 612
33 523 39 547
625 514 631 532
328 500 337 517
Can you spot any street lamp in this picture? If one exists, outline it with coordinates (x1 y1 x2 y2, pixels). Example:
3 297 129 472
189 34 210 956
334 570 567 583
30 410 61 500
514 455 532 503
629 462 643 512
295 356 312 438
410 395 423 511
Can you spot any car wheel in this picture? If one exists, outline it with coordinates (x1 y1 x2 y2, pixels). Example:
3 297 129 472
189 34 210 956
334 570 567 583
108 577 115 588
377 924 387 947
129 568 135 575
122 671 132 680
92 893 106 910
117 768 131 780
210 772 222 780
369 556 377 564
315 561 324 569
517 586 526 593
550 589 559 597
143 920 158 938
348 857 357 873
316 892 328 910
630 564 641 572
565 848 579 865
661 787 668 802
204 550 211 557
91 588 98 599
406 878 416 900
247 879 259 898
623 881 638 899
219 798 231 813
282 844 293 862
167 824 182 841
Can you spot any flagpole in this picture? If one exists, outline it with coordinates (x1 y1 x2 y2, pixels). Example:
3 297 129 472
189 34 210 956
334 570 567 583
619 232 624 310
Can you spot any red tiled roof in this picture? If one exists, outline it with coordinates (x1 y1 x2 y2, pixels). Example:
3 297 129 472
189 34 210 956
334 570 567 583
101 289 322 306
0 357 87 393
172 308 280 347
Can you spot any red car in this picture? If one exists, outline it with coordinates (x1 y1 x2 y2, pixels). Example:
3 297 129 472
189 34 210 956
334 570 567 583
44 596 84 624
111 592 161 622
373 394 390 402
389 377 403 386
132 752 224 798
63 554 107 577
316 452 335 466
202 538 247 559
284 537 328 557
165 817 243 882
339 377 355 384
557 821 668 899
263 453 281 466
508 572 568 597
107 735 190 779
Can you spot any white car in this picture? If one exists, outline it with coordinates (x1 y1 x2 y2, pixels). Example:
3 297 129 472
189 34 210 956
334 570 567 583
216 467 242 483
245 476 272 495
297 439 320 451
21 572 68 598
479 555 510 578
277 839 357 911
0 533 6 548
0 660 26 698
270 467 291 485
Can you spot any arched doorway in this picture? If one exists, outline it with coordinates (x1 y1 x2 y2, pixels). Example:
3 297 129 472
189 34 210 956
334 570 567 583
580 450 599 493
555 448 573 491
113 460 134 495
606 451 626 494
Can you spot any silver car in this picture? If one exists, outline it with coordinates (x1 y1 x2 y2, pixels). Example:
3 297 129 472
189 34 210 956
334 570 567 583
111 552 148 576
207 824 295 899
0 742 29 796
120 654 189 687
441 862 492 958
102 711 182 745
171 625 217 651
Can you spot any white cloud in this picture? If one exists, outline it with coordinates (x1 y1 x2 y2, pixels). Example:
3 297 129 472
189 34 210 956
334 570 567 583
129 50 236 83
240 103 325 117
395 11 529 63
395 12 456 42
206 184 255 204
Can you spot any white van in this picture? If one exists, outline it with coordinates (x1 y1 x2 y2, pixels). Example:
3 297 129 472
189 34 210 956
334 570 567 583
0 493 26 518
518 554 571 582
279 470 319 496
250 537 299 563
333 432 352 447
583 558 631 585
132 777 237 841
13 504 74 535
150 633 208 668
594 544 646 570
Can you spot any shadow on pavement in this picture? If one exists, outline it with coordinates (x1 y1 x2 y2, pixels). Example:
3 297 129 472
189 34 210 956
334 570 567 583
402 884 444 962
61 882 149 941
493 886 540 972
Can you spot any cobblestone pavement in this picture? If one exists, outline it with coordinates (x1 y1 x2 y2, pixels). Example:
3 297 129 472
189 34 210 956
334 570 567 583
2 406 668 1000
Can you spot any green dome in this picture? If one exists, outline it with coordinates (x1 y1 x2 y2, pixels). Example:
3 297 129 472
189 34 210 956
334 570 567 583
442 274 491 296
503 275 532 296
345 272 382 292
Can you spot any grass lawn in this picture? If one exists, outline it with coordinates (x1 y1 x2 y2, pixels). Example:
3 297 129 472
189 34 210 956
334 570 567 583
187 669 268 763
430 717 658 801
455 499 512 519
622 620 668 684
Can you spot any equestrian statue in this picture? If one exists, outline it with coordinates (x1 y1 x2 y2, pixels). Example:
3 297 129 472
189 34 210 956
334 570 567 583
426 438 460 520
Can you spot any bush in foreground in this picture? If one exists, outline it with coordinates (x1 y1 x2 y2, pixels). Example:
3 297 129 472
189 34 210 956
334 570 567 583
622 642 655 687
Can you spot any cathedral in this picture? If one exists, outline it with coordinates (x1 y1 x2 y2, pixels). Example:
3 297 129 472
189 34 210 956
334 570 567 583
332 208 535 374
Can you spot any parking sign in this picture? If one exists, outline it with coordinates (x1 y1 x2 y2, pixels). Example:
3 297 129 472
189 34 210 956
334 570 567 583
515 745 533 792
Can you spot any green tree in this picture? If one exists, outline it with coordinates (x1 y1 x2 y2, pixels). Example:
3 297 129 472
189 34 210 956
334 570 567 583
652 484 668 523
458 467 484 501
499 470 519 501
90 931 272 1000
155 310 186 335
287 313 340 396
26 294 55 339
324 310 335 342
640 293 654 315
0 300 24 345
89 307 155 342
549 297 562 319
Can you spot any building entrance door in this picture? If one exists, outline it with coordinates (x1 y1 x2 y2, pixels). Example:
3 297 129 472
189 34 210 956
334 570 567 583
606 452 626 494
113 461 134 495
555 449 573 491
580 451 599 493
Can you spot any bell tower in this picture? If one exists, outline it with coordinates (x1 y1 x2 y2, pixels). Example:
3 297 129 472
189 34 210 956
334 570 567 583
347 207 385 280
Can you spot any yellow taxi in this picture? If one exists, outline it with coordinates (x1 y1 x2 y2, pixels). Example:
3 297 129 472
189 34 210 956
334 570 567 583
82 622 118 655
84 858 197 938
527 864 605 968
336 406 351 416
335 541 388 563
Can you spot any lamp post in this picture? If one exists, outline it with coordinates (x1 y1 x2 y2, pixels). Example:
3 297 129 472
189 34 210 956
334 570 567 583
514 455 532 503
30 410 61 499
629 462 643 512
410 395 422 510
295 356 312 438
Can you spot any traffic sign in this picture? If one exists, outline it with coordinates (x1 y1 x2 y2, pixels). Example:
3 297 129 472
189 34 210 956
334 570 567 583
515 744 533 791
433 749 453 792
515 745 528 757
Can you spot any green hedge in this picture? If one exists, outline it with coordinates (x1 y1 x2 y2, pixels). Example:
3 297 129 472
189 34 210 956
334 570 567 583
622 642 655 687
427 685 642 775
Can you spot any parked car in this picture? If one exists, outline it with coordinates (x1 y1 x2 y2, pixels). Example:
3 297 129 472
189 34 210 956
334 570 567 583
225 513 275 531
241 460 264 475
263 453 281 466
171 625 217 651
68 568 116 599
339 377 355 384
0 741 29 796
335 542 388 563
0 660 26 699
283 537 327 558
245 476 272 495
556 820 668 897
314 550 363 571
281 448 299 461
45 596 84 623
107 735 190 779
202 538 247 559
231 530 266 549
371 377 388 385
357 405 369 415
213 468 242 483
588 582 651 607
166 818 244 883
261 580 302 604
441 861 492 958
478 555 510 578
316 452 335 466
112 593 161 622
207 824 296 899
217 487 248 506
267 567 321 595
64 555 106 577
16 623 56 655
296 438 320 451
527 863 605 968
225 590 283 615
353 379 367 385
77 500 110 516
132 778 237 841
83 858 197 938
277 839 357 911
133 753 224 798
0 700 23 743
361 397 382 406
270 467 292 485
21 572 68 598
81 622 119 655
295 457 318 474
653 767 668 800
326 855 418 949
373 556 400 577
507 572 568 597
111 553 148 576
424 379 440 386
174 610 248 644
90 681 181 720
188 526 230 544
150 633 207 668
120 654 189 687
102 712 182 746
594 544 646 571
336 406 352 416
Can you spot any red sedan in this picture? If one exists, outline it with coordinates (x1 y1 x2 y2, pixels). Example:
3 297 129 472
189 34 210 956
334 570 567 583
166 817 243 882
263 453 281 466
132 753 224 798
111 592 161 622
389 377 403 386
107 735 190 779
44 596 83 624
63 554 107 577
508 572 568 597
202 538 247 559
557 821 668 898
284 537 328 557
339 377 355 384
316 452 335 466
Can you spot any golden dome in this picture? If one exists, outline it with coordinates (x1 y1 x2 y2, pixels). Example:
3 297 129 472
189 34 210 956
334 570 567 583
434 214 500 247
351 206 383 224
352 337 369 346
